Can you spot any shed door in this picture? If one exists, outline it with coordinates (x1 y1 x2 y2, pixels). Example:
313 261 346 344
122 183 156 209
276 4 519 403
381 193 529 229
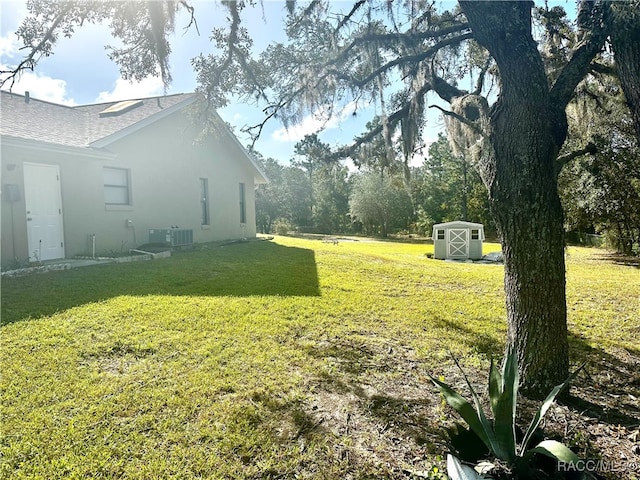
24 163 65 261
447 228 468 258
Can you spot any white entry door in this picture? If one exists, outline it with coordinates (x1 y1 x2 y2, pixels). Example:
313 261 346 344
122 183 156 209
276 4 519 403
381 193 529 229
23 163 65 261
447 228 468 258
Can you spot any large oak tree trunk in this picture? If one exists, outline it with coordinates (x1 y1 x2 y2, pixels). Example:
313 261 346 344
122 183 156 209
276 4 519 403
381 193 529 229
460 1 569 397
489 105 569 397
610 9 640 141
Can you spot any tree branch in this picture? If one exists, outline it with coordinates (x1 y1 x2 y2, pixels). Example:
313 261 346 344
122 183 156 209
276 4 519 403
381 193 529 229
241 82 310 148
0 6 71 89
589 60 616 77
337 22 471 63
242 106 284 149
550 3 610 109
332 82 433 160
178 1 199 35
287 0 322 31
430 69 467 103
429 104 483 136
556 142 597 171
577 85 613 115
231 44 268 103
206 1 241 99
335 0 367 33
328 32 473 89
244 26 473 156
473 57 492 96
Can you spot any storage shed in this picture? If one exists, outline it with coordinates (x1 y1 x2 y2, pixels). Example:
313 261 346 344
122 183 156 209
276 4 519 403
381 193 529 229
432 221 485 260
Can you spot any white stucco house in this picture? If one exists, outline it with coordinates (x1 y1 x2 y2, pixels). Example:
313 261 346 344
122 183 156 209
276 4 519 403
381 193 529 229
432 220 485 260
0 91 267 267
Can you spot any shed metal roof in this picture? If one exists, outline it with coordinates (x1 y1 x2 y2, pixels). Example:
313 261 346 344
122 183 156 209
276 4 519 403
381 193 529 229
432 221 484 229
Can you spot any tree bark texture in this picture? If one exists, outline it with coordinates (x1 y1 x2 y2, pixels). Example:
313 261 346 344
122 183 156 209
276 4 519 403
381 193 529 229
460 1 569 397
611 12 640 142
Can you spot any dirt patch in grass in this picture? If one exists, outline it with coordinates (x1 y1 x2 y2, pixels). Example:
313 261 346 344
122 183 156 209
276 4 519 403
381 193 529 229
298 337 640 479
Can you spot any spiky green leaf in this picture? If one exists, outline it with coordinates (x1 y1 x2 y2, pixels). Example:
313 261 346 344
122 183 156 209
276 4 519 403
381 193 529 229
446 454 485 480
528 439 581 463
449 355 502 457
488 357 502 416
491 352 518 462
520 363 586 454
430 376 492 451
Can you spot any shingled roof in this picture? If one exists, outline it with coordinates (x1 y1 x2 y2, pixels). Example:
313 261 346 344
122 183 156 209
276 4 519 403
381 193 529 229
0 91 197 148
1 90 268 184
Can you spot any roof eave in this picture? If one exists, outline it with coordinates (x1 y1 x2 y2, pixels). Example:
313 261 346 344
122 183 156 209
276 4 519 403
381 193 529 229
1 135 117 159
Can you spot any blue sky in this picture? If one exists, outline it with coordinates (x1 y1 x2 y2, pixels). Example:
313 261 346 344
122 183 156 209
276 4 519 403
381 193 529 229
0 1 454 165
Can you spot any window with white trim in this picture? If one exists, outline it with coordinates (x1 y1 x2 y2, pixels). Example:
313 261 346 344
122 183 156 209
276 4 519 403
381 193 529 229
103 167 130 205
471 229 480 240
436 229 445 240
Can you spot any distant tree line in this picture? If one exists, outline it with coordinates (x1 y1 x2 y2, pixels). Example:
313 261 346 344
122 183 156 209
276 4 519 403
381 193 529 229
256 119 639 256
254 131 492 239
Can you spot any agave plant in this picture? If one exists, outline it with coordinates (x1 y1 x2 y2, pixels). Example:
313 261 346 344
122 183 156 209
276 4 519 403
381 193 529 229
431 352 593 479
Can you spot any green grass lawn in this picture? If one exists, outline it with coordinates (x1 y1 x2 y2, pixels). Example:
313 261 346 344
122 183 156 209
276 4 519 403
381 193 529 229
1 236 638 479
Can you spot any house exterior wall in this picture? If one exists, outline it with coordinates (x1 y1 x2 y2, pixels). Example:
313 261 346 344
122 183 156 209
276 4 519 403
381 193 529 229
1 151 30 264
1 109 259 266
1 142 95 264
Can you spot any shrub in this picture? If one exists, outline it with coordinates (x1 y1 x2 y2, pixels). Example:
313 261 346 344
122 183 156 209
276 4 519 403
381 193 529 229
431 352 593 479
273 218 294 236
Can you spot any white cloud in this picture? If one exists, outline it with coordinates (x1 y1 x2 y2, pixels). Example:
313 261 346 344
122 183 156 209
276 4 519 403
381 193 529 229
1 65 77 105
0 0 27 56
1 68 164 108
1 25 78 105
272 113 327 142
0 32 19 58
272 102 357 142
95 77 164 103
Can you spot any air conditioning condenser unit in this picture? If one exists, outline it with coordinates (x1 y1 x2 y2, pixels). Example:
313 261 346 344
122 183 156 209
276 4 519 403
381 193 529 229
148 228 193 247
